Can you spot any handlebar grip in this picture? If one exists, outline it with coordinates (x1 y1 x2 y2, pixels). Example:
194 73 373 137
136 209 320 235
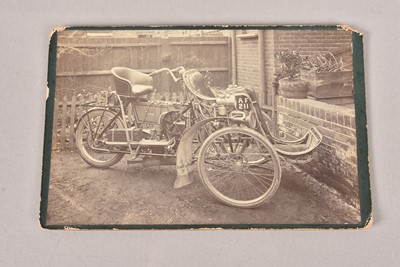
149 67 186 82
171 66 185 73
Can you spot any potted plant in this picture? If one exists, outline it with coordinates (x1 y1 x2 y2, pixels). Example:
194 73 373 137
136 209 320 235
274 49 308 99
301 52 353 103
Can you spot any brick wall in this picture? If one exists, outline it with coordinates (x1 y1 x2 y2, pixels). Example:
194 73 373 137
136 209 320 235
277 96 359 208
264 30 276 106
234 29 353 105
274 30 352 56
234 30 359 207
235 33 260 92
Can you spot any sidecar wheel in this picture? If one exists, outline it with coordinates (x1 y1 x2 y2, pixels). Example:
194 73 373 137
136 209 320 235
75 109 125 168
198 127 281 208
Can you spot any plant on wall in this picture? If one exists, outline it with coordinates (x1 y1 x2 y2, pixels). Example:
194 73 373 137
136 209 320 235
302 52 346 73
274 49 303 80
300 51 353 103
274 49 308 99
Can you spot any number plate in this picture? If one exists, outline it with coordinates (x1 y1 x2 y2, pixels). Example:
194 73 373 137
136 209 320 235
235 95 251 110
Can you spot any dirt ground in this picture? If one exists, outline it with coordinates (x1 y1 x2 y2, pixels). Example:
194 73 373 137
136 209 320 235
45 150 360 226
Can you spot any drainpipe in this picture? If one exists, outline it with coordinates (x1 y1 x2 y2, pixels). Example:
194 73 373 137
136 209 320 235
258 30 266 105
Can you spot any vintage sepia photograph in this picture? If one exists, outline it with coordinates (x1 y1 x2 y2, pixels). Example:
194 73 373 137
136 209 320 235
41 26 371 229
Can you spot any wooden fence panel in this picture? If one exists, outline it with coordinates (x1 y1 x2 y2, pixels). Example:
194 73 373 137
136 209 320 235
164 92 170 101
69 94 77 148
60 96 68 148
179 91 185 102
77 94 85 118
53 93 95 150
55 34 230 100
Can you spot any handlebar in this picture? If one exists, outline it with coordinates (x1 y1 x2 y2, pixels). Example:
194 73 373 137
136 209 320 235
149 66 186 82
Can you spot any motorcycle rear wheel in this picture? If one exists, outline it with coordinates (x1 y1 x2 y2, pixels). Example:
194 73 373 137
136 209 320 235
75 109 125 168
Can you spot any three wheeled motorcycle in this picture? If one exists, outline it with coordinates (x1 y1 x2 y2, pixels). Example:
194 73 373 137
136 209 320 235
75 66 322 208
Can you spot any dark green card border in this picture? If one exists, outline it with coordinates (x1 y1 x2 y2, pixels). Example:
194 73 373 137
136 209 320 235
352 31 372 226
40 25 371 230
40 29 58 228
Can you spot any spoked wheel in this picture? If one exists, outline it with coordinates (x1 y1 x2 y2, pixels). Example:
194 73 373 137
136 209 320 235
192 122 213 156
75 109 125 168
198 127 281 208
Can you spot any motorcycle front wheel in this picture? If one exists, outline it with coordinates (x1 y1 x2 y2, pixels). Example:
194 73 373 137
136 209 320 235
197 127 281 208
75 109 125 168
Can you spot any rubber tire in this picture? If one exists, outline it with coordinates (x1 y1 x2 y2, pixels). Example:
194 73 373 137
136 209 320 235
197 127 281 208
75 109 125 168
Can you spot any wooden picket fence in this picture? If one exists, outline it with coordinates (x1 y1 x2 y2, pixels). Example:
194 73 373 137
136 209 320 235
52 91 186 150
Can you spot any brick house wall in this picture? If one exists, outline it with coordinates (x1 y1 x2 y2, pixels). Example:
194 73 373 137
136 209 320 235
233 29 359 207
267 30 352 105
277 97 359 208
235 30 261 92
234 29 352 105
263 30 276 106
273 30 352 56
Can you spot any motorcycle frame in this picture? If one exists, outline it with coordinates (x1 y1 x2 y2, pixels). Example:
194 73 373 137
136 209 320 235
78 92 211 159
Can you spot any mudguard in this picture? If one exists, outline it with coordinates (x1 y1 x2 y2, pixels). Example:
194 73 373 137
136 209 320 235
74 107 121 132
174 117 231 189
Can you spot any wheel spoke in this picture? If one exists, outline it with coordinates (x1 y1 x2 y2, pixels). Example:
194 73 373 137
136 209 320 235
241 170 273 190
226 134 234 153
198 127 281 208
238 173 266 197
76 110 124 167
209 171 236 186
233 133 243 152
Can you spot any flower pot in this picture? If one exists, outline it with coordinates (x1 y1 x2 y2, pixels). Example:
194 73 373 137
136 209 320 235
278 77 308 99
300 70 353 99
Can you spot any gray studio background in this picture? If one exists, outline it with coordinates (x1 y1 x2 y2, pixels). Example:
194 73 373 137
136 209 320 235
0 0 398 266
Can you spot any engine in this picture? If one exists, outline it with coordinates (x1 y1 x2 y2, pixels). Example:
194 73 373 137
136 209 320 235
214 85 258 128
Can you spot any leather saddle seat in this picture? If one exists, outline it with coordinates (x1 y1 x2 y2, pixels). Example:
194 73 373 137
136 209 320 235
130 84 154 97
111 67 154 98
